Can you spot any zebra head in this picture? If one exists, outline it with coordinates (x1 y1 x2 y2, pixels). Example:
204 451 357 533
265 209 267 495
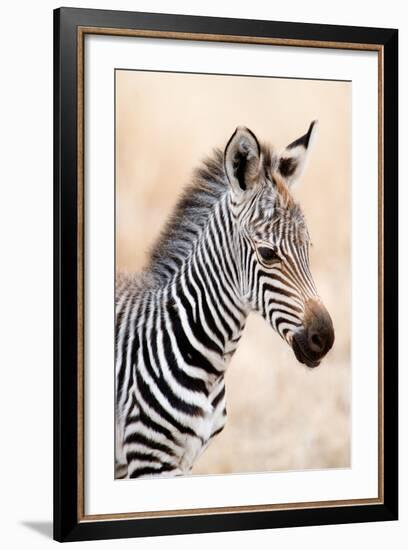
224 122 334 368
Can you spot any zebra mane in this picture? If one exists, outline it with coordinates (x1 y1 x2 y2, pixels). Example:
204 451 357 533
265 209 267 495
146 148 229 284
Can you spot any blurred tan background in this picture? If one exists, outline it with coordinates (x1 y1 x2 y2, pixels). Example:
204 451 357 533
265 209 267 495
116 69 351 474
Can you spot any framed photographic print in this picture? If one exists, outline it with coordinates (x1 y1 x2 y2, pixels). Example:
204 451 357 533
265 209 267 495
53 7 398 542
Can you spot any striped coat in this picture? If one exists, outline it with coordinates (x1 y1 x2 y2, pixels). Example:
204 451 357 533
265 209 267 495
115 123 334 479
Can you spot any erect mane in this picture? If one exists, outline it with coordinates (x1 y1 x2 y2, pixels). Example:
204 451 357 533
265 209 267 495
146 148 228 284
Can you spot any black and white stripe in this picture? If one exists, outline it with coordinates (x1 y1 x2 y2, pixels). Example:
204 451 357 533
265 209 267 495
115 122 334 479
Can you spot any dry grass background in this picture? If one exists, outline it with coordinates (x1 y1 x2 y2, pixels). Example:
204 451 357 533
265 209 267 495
116 70 351 475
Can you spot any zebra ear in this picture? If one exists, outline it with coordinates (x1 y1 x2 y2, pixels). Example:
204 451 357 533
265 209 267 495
224 127 261 193
278 120 318 187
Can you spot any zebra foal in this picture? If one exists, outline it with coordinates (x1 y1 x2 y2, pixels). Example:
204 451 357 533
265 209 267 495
115 122 335 479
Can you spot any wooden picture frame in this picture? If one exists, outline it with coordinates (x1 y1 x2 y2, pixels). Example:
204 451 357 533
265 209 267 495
54 7 398 542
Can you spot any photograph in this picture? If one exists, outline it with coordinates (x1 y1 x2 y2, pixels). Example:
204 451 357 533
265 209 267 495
0 0 403 546
51 7 398 542
114 69 351 480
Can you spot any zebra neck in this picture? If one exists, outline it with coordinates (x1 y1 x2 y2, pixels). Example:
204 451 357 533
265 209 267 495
155 280 246 393
155 200 248 388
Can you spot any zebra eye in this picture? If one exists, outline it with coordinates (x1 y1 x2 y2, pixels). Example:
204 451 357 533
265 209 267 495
257 246 280 265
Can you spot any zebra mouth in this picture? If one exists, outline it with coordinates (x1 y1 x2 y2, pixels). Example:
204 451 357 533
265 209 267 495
292 338 321 369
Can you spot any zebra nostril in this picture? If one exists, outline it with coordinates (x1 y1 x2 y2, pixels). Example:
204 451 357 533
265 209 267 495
309 332 324 353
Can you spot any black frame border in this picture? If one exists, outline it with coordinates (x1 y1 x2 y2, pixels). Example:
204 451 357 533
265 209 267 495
54 7 398 542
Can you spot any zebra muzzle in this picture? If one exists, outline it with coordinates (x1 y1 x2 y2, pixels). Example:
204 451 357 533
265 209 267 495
292 298 335 368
